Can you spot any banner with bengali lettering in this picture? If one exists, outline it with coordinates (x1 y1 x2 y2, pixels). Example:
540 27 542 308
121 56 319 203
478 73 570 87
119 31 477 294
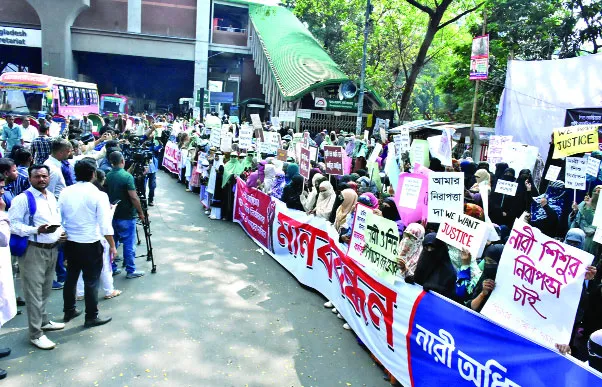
233 178 275 249
481 218 594 349
231 180 602 386
162 140 181 174
427 172 464 223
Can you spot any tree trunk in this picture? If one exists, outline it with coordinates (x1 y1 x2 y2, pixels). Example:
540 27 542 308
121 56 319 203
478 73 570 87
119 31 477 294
397 15 443 121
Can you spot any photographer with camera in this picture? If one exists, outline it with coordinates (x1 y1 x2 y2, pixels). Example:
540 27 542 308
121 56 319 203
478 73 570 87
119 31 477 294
105 152 145 279
138 127 162 207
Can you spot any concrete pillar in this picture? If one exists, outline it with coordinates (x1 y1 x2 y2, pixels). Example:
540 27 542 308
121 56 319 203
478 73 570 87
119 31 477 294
128 0 142 33
193 0 211 98
26 0 90 78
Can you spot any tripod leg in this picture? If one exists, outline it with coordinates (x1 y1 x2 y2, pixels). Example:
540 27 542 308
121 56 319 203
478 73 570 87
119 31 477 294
136 224 141 245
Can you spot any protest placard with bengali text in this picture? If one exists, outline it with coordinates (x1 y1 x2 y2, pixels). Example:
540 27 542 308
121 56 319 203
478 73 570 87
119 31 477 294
347 203 373 261
395 173 428 226
494 180 518 196
162 141 181 174
279 111 296 122
553 125 599 159
545 165 561 181
487 135 513 171
565 157 587 190
239 124 253 149
360 212 401 285
427 172 464 223
587 156 601 176
324 145 344 175
481 218 593 348
220 132 233 152
410 139 430 168
436 210 488 258
299 146 311 179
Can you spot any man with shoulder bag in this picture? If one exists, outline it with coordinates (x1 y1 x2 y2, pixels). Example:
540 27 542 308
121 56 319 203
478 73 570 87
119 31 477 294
8 165 66 350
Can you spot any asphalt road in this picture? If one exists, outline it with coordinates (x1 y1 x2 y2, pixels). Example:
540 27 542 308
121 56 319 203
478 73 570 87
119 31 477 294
0 171 392 387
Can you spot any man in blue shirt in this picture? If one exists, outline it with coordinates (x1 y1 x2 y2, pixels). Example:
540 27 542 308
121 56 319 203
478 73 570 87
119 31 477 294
0 158 29 210
1 115 23 156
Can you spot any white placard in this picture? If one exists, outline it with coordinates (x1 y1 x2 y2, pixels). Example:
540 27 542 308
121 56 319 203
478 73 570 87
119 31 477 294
427 172 464 223
436 210 487 258
565 157 587 190
545 165 561 181
481 218 593 349
239 124 253 149
368 143 382 164
494 180 519 196
250 114 262 129
297 109 312 119
398 176 422 210
587 156 601 177
220 132 233 152
279 111 297 122
427 134 452 166
487 135 513 172
346 203 374 261
210 126 222 148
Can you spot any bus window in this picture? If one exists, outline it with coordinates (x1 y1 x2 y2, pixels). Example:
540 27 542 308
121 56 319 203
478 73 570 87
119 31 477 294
81 89 88 105
74 88 81 105
66 87 74 105
90 90 96 105
58 86 67 106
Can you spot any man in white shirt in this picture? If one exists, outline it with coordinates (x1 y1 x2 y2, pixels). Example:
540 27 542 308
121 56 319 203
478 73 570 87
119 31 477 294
59 159 115 327
8 165 65 350
78 115 93 136
43 139 73 200
20 117 38 149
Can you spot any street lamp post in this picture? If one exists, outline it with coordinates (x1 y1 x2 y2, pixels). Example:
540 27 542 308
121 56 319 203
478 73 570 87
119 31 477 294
355 0 372 135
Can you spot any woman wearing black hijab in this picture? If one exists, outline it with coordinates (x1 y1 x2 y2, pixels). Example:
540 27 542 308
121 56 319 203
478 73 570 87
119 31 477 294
405 233 457 301
513 169 539 219
281 175 305 211
380 198 400 221
490 168 517 226
491 162 509 191
465 244 504 312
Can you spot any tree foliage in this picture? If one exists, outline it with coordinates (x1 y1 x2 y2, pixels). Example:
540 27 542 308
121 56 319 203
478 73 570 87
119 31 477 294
282 0 602 125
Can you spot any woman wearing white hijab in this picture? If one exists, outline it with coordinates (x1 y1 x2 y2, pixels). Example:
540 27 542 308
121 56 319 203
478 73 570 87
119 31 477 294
262 164 277 194
314 181 336 220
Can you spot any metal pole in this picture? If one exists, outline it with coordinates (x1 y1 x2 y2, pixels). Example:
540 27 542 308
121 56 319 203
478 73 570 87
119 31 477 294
355 0 371 135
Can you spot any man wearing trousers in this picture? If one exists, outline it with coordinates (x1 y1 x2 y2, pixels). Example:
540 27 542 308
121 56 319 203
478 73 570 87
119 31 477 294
60 159 115 327
8 165 65 350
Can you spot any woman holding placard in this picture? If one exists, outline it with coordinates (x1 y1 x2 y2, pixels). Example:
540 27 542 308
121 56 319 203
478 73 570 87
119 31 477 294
568 185 601 254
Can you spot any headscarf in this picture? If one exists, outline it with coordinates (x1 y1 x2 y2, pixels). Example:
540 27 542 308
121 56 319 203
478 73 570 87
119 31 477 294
494 162 509 182
460 161 478 189
246 171 260 188
282 175 304 208
242 155 254 170
474 169 490 185
303 173 325 212
357 176 377 195
359 192 379 210
564 228 586 250
269 171 286 199
464 203 485 221
285 163 300 184
380 197 400 221
500 168 516 182
531 180 566 222
588 330 602 373
411 233 457 300
222 157 240 187
448 245 482 292
315 181 336 219
263 164 277 193
349 173 360 182
334 189 358 231
469 244 504 312
399 223 425 277
309 168 321 185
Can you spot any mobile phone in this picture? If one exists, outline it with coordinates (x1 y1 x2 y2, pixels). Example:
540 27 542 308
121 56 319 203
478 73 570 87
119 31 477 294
47 224 61 231
112 200 121 206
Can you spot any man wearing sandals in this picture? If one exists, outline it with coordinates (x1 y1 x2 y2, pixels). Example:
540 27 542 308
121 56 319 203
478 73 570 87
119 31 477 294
59 159 116 328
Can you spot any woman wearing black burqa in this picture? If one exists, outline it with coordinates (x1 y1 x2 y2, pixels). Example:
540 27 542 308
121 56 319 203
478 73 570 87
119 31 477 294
491 162 509 191
512 168 539 219
405 233 457 302
490 168 517 227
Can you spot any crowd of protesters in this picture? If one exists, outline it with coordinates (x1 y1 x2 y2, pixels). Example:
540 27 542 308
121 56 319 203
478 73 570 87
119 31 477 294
165 115 602 377
0 112 170 380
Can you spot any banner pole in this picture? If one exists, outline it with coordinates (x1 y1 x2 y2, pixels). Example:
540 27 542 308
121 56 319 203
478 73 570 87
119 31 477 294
574 189 577 204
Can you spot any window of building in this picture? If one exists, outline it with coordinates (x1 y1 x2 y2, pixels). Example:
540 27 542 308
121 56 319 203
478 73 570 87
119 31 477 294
211 3 249 47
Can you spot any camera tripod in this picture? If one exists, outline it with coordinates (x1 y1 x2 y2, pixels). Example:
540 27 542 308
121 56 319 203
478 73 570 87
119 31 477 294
133 164 156 273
